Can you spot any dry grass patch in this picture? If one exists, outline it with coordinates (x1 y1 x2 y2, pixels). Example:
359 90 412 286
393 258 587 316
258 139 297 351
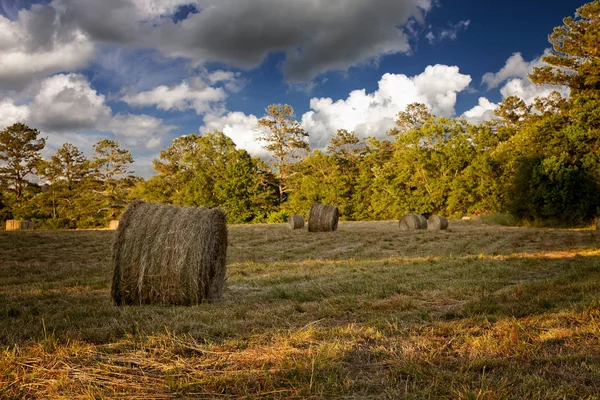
1 221 600 398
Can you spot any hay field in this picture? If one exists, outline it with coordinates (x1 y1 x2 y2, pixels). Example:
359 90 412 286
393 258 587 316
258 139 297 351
1 220 600 398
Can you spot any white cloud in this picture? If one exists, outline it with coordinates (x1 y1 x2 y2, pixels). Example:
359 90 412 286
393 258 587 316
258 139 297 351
462 97 497 125
29 73 111 130
106 113 177 150
427 20 470 44
0 73 177 154
301 64 472 150
481 52 540 89
0 8 94 89
123 78 227 114
464 53 570 124
0 99 30 126
500 77 569 105
201 111 267 157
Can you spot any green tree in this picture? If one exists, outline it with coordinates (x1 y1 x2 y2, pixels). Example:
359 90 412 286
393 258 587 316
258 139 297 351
37 143 91 226
0 123 46 199
88 139 135 222
139 132 278 223
257 104 309 204
530 1 600 94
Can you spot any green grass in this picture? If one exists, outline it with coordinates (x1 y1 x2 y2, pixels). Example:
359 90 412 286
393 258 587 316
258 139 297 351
1 220 600 398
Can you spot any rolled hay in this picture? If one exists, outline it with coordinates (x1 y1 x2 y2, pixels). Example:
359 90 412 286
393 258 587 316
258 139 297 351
399 214 427 230
427 215 449 230
111 200 228 306
308 203 339 232
6 220 34 231
109 220 120 230
288 215 305 230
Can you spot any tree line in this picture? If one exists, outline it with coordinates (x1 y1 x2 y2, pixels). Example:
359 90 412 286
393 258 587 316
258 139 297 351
1 1 599 228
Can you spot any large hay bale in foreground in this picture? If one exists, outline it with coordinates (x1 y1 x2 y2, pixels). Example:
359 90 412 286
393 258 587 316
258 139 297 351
108 220 120 230
399 214 427 230
308 203 339 232
6 220 34 231
288 215 305 230
111 200 228 306
427 215 448 230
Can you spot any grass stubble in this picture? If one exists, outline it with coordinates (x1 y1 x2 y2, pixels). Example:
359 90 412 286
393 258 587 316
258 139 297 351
0 220 599 399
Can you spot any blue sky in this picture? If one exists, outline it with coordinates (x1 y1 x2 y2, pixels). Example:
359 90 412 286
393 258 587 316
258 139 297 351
0 0 585 177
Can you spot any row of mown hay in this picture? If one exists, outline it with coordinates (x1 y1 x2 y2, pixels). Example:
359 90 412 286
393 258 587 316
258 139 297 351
5 220 34 231
111 200 228 306
399 214 448 231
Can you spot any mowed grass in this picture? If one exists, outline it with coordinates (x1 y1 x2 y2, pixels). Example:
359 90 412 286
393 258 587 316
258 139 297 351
1 220 600 399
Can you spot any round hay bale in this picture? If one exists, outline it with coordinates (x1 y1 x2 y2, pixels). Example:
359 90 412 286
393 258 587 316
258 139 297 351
111 200 228 306
308 203 339 232
6 220 19 231
399 214 427 230
288 215 305 230
109 220 120 230
5 220 34 230
427 215 448 230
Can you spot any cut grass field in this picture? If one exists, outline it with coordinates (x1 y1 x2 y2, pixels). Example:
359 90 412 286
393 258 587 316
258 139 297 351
1 220 600 399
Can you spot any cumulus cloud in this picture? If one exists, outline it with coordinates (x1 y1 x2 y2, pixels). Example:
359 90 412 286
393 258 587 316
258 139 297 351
0 99 30 126
463 53 569 124
201 111 267 157
123 78 227 114
0 6 94 89
0 73 177 153
481 52 540 89
301 64 472 150
28 73 111 130
462 97 497 125
500 77 569 104
106 113 177 150
61 0 431 81
201 64 471 156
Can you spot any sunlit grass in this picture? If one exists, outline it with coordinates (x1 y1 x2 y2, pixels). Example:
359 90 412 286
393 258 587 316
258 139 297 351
1 220 600 398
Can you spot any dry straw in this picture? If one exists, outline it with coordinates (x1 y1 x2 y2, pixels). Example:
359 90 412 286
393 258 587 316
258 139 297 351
288 215 305 230
399 214 427 230
108 220 120 230
427 215 449 230
6 220 34 231
308 203 339 232
111 200 228 306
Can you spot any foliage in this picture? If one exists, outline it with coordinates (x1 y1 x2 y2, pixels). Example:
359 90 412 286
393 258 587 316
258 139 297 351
137 132 278 223
257 104 309 204
0 123 45 199
530 0 600 94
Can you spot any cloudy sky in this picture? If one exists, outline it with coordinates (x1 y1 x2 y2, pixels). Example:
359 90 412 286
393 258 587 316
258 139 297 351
0 0 581 177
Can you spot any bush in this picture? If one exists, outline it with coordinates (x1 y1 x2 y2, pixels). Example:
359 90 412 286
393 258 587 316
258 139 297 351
266 210 289 224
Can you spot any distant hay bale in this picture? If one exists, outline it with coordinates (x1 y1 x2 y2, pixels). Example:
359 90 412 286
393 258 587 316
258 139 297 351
109 220 120 230
399 214 427 230
111 200 228 306
288 215 305 230
308 203 339 232
427 215 448 230
6 220 34 231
